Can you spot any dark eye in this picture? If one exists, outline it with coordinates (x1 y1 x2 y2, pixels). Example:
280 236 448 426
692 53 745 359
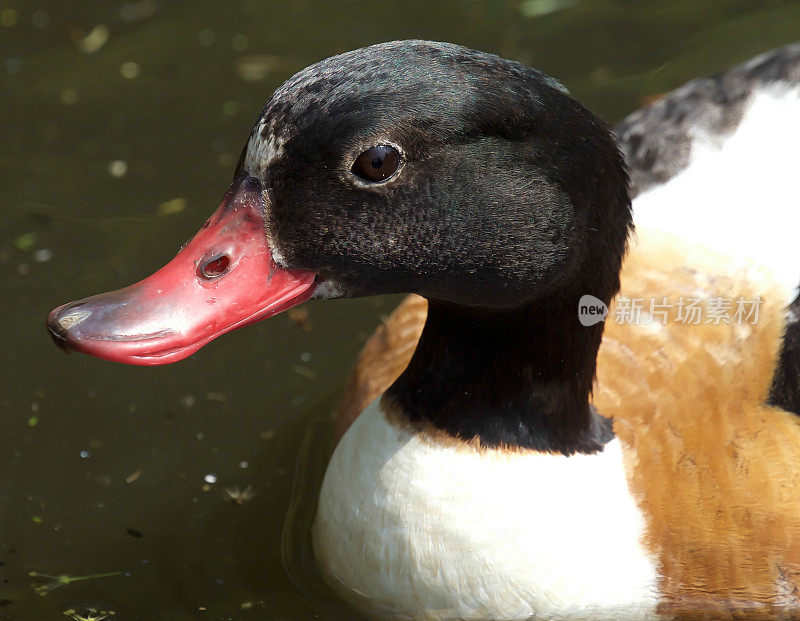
351 145 400 182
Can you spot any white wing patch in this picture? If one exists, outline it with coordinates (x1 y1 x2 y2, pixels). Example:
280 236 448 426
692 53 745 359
633 84 800 305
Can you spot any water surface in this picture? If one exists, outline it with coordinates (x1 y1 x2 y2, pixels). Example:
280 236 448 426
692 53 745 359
2 1 799 618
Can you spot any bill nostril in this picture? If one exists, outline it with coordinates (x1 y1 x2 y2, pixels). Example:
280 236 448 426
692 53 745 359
200 254 230 279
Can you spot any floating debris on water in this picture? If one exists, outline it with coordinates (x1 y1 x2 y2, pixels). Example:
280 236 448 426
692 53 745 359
120 0 156 22
62 606 116 621
29 569 121 596
120 61 140 79
518 0 578 17
34 249 53 263
234 55 289 82
1 8 18 27
78 25 110 54
125 468 142 483
157 197 186 216
287 307 313 331
224 484 255 506
107 160 128 178
292 364 316 380
13 232 36 251
204 473 217 484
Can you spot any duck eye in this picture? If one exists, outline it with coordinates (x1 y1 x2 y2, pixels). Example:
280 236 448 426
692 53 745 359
351 145 400 182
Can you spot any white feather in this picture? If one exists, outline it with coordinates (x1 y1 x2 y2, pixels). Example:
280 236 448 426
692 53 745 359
242 126 285 179
313 401 660 620
633 84 800 306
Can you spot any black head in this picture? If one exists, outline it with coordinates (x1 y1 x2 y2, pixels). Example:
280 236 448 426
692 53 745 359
46 40 632 451
238 40 632 310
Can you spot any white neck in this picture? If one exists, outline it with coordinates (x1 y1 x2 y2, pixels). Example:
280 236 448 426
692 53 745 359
313 400 660 619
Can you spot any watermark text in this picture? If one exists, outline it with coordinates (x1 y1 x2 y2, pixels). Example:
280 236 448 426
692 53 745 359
578 296 761 326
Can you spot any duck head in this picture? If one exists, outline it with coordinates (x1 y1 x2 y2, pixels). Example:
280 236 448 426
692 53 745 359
245 40 631 308
47 41 631 449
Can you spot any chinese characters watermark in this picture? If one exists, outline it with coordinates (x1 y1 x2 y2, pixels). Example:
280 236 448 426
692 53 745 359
579 296 761 326
613 296 761 325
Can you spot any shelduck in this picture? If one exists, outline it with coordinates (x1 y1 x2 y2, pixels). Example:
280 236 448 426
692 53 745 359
48 41 800 619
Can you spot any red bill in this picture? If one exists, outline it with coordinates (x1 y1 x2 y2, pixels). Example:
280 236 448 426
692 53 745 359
46 176 317 365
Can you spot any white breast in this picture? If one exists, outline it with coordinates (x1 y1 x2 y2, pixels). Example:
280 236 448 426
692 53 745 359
313 400 660 619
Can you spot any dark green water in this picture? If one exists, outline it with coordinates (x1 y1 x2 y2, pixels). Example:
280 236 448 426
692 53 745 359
1 1 798 618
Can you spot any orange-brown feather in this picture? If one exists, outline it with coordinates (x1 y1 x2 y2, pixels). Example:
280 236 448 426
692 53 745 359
600 233 799 617
335 294 427 443
335 230 800 614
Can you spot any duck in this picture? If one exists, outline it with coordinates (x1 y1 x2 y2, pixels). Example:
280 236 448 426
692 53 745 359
46 40 800 619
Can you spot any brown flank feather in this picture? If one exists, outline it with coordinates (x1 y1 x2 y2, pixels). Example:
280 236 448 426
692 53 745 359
336 294 427 442
334 229 800 616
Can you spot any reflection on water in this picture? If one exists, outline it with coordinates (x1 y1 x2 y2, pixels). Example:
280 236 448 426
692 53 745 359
281 406 361 620
1 0 798 617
